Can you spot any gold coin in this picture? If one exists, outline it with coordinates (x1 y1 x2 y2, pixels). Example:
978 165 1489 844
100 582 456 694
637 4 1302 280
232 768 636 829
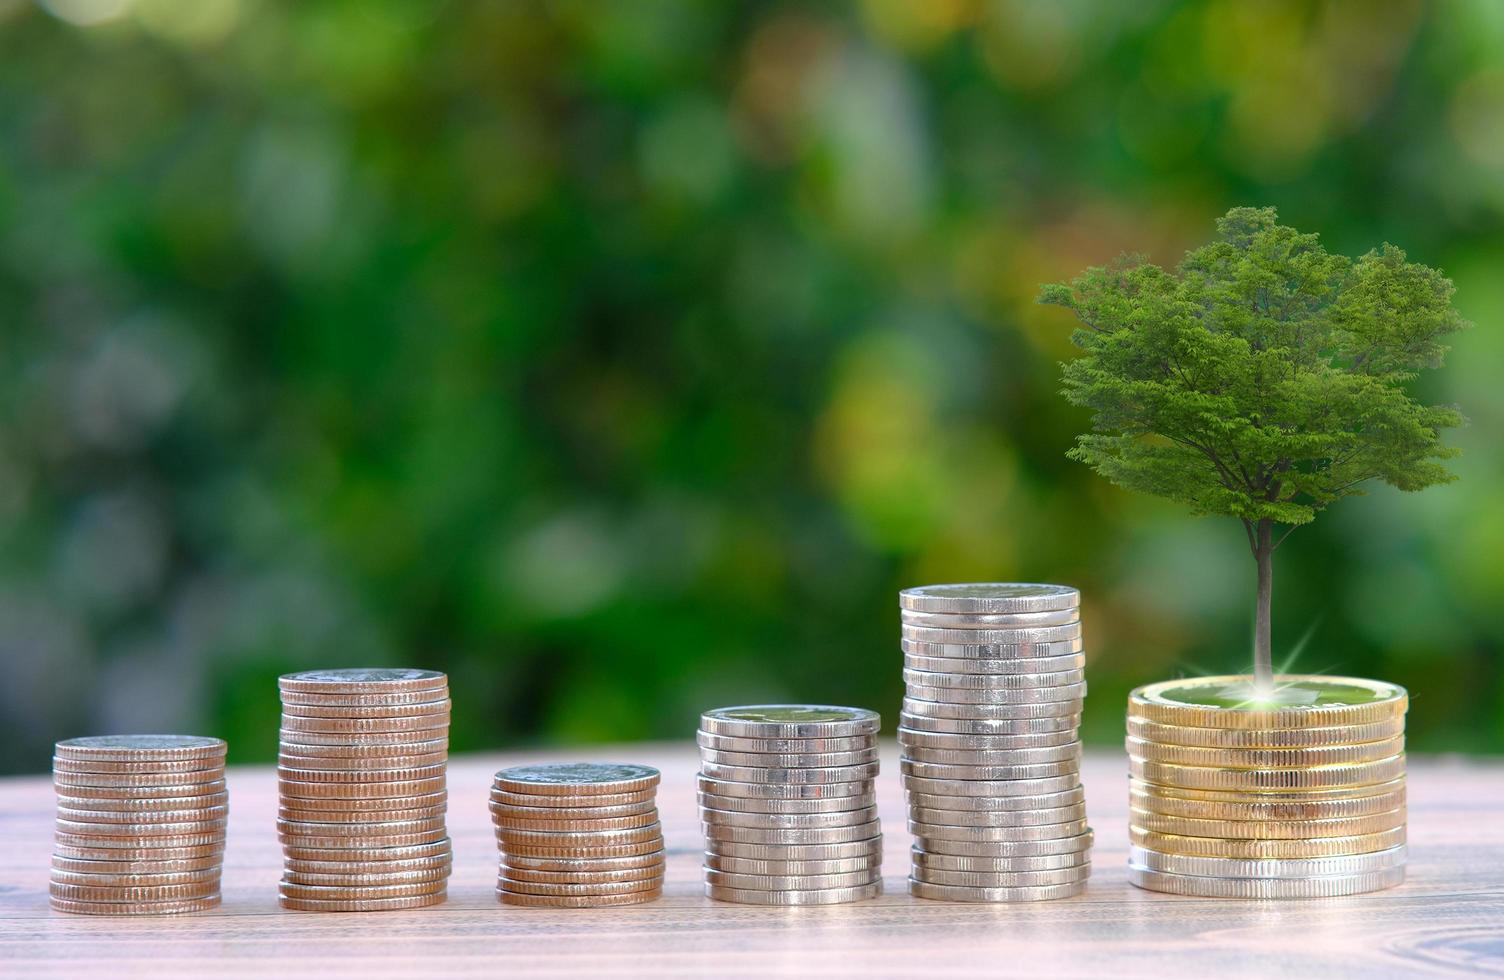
49 895 221 915
53 817 227 838
277 776 447 799
499 850 667 873
52 757 223 776
281 867 451 886
489 811 658 832
489 789 657 810
280 713 453 735
1128 755 1406 791
49 867 221 886
497 887 661 908
1129 825 1407 858
50 880 220 902
53 769 224 789
1126 715 1406 748
1128 675 1406 729
500 837 666 859
496 823 662 848
1130 782 1406 821
1125 735 1405 769
279 804 446 824
278 880 447 900
497 863 663 884
51 854 222 875
277 668 448 696
279 839 452 863
279 890 447 912
54 736 226 763
497 875 664 897
275 764 446 784
280 700 451 720
1127 775 1406 805
1130 806 1407 840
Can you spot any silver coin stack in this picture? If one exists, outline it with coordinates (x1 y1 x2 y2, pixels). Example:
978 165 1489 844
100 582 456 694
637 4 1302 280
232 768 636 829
276 668 452 912
698 705 883 905
899 583 1093 902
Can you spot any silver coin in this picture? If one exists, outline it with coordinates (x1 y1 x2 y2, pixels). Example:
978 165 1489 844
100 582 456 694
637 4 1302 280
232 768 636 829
706 882 882 905
1127 865 1405 898
899 583 1080 614
278 729 447 747
910 864 1091 888
912 818 1089 843
908 878 1086 902
904 653 1087 676
700 705 880 739
901 743 1081 766
54 736 226 759
905 786 1085 812
902 774 1081 797
697 791 876 814
902 698 1083 720
702 819 881 845
702 868 881 891
278 669 446 693
901 623 1082 646
900 609 1080 629
899 712 1081 735
901 638 1085 660
1128 844 1409 878
904 682 1087 705
913 830 1092 858
702 852 881 876
699 761 880 785
902 667 1085 691
898 727 1079 750
696 776 870 800
900 758 1080 781
272 737 449 759
910 846 1090 873
705 837 882 861
700 806 879 829
698 747 879 769
696 732 875 754
493 763 660 794
909 803 1087 828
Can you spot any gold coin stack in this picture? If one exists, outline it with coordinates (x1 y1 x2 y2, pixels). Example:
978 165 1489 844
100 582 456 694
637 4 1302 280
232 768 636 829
899 584 1092 902
698 705 883 906
490 763 665 907
1127 675 1409 898
50 735 227 915
277 668 452 911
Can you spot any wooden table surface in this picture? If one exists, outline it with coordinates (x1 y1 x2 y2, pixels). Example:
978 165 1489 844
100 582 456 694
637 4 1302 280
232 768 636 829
2 745 1502 978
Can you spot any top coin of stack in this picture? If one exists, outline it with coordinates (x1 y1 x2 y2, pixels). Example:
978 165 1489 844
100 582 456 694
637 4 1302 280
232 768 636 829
277 668 453 912
51 735 228 916
698 705 883 905
491 763 665 907
1126 675 1409 899
898 584 1093 903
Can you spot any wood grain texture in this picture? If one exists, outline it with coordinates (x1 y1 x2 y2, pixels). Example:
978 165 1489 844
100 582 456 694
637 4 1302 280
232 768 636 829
1 745 1502 978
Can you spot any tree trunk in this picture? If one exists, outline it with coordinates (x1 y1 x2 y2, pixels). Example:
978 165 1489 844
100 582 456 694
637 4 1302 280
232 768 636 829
1253 518 1274 692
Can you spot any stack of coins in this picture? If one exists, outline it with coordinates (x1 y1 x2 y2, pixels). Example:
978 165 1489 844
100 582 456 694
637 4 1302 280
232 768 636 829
276 668 452 912
490 763 665 907
698 705 883 905
50 735 227 915
899 584 1093 902
1127 675 1408 898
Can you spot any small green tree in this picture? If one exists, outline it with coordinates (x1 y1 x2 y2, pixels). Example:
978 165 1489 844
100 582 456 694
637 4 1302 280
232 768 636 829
1040 208 1466 692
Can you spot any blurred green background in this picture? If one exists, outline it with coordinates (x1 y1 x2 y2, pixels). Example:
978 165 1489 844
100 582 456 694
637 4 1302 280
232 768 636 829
1 0 1500 774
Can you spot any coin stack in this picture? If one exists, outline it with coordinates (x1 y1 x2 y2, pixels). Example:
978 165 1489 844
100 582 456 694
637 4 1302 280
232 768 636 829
277 668 452 912
698 705 883 905
50 735 227 915
899 584 1093 902
490 763 665 907
1127 675 1409 898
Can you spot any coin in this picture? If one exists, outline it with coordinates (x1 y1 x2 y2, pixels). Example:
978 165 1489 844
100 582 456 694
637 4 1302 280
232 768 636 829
55 824 226 844
904 654 1087 675
706 838 883 861
50 880 219 902
49 867 221 886
699 705 881 739
702 868 880 891
901 623 1083 646
277 728 448 747
48 895 221 915
498 887 661 907
1129 807 1407 840
695 732 875 754
272 737 449 759
57 806 229 825
900 609 1080 629
911 818 1089 843
498 864 663 884
52 855 223 875
901 638 1085 660
904 683 1087 705
912 830 1093 858
53 792 230 813
280 791 448 814
54 736 226 763
700 807 877 829
279 700 451 719
1128 784 1406 822
901 774 1080 798
276 763 447 784
496 876 665 897
905 787 1085 812
493 763 660 796
280 714 452 734
910 864 1090 887
51 756 221 776
52 769 224 789
281 867 452 886
695 776 870 800
277 830 448 849
697 791 876 814
500 838 666 859
1128 676 1407 729
698 747 880 768
278 668 448 695
279 688 447 707
1126 735 1406 769
907 879 1085 902
284 855 454 875
280 840 452 863
902 743 1081 766
500 850 667 873
496 822 662 846
910 803 1087 828
902 698 1083 720
277 816 448 837
1127 864 1405 897
51 780 227 801
278 880 447 900
490 800 657 821
280 891 447 912
1127 843 1408 878
489 788 656 809
1127 775 1407 805
909 847 1089 873
899 583 1080 614
277 776 447 800
699 761 881 785
898 712 1081 735
705 882 882 905
1126 715 1407 749
490 812 659 832
701 820 881 845
1128 825 1406 859
904 667 1085 690
1127 755 1407 792
53 842 222 862
702 853 880 876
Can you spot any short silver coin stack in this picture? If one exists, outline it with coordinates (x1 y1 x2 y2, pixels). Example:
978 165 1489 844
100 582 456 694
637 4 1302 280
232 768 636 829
698 705 883 905
899 583 1093 901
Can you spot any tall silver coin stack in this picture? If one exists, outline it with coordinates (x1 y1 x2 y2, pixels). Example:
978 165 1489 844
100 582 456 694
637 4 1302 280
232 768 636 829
490 762 666 908
50 735 228 915
899 583 1093 902
698 705 884 905
276 668 452 912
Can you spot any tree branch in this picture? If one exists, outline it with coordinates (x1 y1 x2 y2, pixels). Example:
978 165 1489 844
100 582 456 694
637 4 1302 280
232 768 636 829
1272 524 1299 550
1240 518 1257 556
